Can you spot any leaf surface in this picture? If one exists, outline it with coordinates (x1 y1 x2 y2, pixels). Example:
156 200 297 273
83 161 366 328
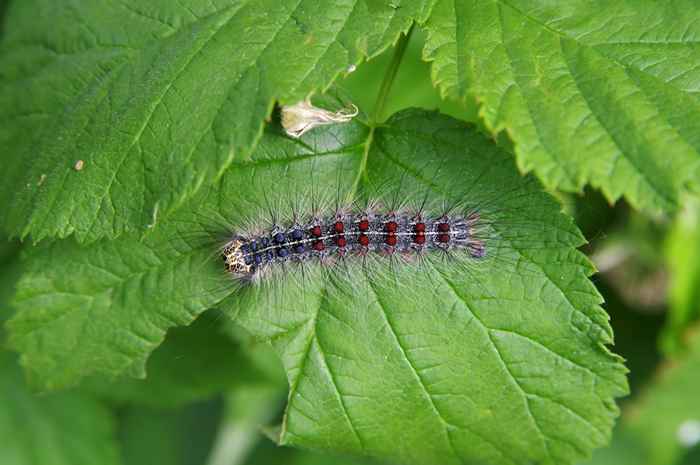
85 310 273 408
8 109 627 464
8 231 234 389
423 0 700 213
228 109 627 465
119 402 221 465
0 0 432 242
0 351 122 465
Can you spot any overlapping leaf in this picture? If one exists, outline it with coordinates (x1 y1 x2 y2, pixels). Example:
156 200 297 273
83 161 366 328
0 351 122 465
9 110 626 464
0 0 432 242
85 310 274 408
1 240 120 465
8 233 236 389
424 0 700 214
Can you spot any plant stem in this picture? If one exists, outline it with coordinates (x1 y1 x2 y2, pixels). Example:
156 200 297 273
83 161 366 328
347 24 414 202
371 23 414 125
205 387 285 465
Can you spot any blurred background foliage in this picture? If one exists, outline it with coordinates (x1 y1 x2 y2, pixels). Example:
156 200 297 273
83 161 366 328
1 24 699 465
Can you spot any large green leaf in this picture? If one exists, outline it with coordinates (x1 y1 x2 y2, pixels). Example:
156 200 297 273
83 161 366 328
0 0 433 243
1 241 122 465
0 351 122 465
8 231 237 390
9 109 626 464
423 0 700 214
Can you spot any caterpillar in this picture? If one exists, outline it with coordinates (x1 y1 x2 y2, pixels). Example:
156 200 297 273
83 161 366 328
222 209 485 282
176 146 563 299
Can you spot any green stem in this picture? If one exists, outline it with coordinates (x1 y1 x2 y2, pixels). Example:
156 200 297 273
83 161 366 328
347 24 414 202
205 387 285 465
371 23 414 125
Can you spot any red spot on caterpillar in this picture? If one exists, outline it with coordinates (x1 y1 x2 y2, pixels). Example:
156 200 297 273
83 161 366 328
310 225 322 237
437 223 450 233
414 222 426 233
335 236 347 248
438 233 450 243
334 221 344 233
385 221 398 233
313 240 325 251
414 233 426 245
386 235 397 247
358 219 370 231
359 234 369 247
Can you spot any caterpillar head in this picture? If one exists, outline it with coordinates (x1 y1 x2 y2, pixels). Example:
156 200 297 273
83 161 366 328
222 239 253 278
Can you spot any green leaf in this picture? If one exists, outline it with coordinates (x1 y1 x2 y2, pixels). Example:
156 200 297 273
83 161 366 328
0 239 21 334
227 109 627 465
85 310 274 408
225 323 288 389
119 401 222 465
8 109 627 464
8 232 235 390
0 351 122 465
0 242 121 465
423 0 700 214
0 0 433 243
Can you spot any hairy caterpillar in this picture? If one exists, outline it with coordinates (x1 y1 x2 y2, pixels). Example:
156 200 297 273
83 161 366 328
222 208 485 283
177 166 555 306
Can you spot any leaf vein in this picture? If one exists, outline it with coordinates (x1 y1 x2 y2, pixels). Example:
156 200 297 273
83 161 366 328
434 267 554 463
366 277 465 464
